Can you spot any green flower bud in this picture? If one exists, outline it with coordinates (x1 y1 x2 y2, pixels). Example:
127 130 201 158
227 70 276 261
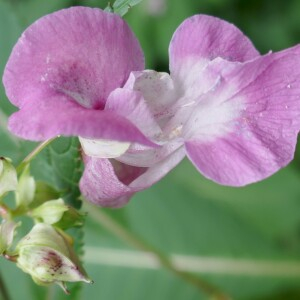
0 157 17 198
0 220 19 255
31 199 84 229
15 165 35 208
16 223 92 292
31 199 68 225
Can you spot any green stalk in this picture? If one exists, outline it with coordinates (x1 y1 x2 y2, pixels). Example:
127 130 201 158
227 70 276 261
16 137 57 174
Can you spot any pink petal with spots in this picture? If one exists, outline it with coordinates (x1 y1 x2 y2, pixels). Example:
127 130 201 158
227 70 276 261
8 95 155 146
3 6 143 113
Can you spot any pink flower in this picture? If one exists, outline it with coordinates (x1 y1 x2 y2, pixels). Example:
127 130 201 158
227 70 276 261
79 15 300 206
3 8 300 207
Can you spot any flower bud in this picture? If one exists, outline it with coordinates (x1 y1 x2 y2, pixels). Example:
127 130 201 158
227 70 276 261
0 157 17 198
0 220 19 255
31 199 68 225
15 165 35 208
16 223 91 292
31 199 84 229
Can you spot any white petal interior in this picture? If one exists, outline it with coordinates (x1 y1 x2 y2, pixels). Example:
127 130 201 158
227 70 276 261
124 70 176 127
80 137 130 158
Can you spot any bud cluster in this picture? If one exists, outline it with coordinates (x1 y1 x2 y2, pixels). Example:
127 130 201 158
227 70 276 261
0 158 91 294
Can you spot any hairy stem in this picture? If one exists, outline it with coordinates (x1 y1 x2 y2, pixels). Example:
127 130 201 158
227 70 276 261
83 203 231 300
16 137 57 174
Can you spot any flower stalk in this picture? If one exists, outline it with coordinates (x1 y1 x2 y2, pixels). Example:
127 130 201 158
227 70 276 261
16 137 57 174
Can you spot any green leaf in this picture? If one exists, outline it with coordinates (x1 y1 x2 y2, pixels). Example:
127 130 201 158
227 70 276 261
30 181 61 209
105 0 145 16
32 137 83 209
48 137 83 209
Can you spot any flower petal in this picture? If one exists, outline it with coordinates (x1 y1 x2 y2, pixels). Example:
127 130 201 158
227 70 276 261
80 147 185 207
128 146 185 189
185 47 300 186
105 88 162 140
163 58 241 141
123 70 176 126
169 14 259 74
79 156 143 207
117 141 182 167
3 7 144 109
8 95 155 146
79 137 130 158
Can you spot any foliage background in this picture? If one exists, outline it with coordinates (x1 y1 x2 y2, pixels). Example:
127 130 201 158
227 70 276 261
1 0 300 299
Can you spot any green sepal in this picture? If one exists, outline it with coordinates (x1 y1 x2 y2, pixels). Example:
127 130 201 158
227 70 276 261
31 199 85 229
15 164 35 209
0 157 18 199
0 220 20 255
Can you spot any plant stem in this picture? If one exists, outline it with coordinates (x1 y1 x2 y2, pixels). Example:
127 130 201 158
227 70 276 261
83 203 231 300
16 137 57 174
0 270 10 300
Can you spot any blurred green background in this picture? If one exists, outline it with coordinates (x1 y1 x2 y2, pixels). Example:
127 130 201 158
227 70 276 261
1 0 300 299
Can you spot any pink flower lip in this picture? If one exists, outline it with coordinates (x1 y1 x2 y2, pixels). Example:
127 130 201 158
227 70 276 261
3 6 154 146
